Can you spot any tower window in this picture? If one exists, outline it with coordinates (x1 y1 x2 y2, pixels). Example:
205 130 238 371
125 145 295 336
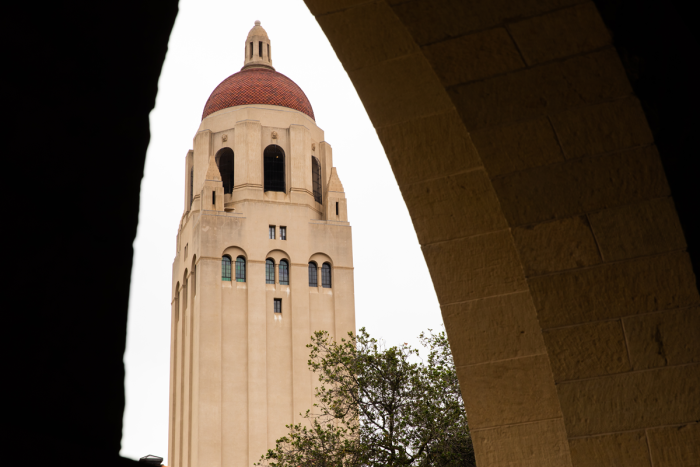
222 256 232 281
279 260 289 285
269 225 276 239
259 41 262 57
274 298 282 314
266 259 275 284
322 262 332 288
212 191 216 205
336 202 339 216
267 43 270 61
235 256 246 282
308 262 318 287
216 148 234 194
280 226 286 240
312 156 322 204
189 167 193 209
250 42 253 58
264 144 286 192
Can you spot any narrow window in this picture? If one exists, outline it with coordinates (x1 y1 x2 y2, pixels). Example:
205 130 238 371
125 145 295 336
274 298 282 314
308 262 318 287
280 226 286 240
267 44 270 61
312 156 322 204
235 256 246 282
184 244 188 259
269 225 276 239
264 144 285 192
322 262 332 288
221 256 232 281
250 42 253 58
335 202 339 216
266 259 275 284
189 168 193 208
216 148 234 194
259 41 262 57
212 191 216 205
279 260 289 285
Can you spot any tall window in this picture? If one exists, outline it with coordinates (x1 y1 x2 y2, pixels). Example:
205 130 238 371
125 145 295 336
216 148 234 194
279 260 289 285
274 298 282 314
308 262 318 287
280 226 286 240
322 262 332 288
235 256 246 282
264 144 285 192
269 225 275 239
189 167 193 208
266 259 275 284
222 256 231 281
312 156 322 204
259 41 262 57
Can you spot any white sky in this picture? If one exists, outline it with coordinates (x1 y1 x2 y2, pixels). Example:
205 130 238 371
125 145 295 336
122 0 442 462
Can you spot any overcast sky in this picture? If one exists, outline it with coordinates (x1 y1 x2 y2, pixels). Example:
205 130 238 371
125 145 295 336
121 0 443 462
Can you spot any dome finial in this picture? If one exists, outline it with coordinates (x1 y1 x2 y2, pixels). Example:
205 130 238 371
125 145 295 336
243 20 274 71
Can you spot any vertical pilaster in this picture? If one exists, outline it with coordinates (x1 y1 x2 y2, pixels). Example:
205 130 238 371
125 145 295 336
234 120 262 190
247 260 268 462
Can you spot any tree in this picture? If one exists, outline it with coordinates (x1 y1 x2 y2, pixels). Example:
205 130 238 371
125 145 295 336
256 328 476 467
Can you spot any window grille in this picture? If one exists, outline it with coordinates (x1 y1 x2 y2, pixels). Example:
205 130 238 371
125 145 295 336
279 260 289 285
312 156 322 204
269 225 275 239
308 262 318 287
274 298 282 314
222 256 231 281
235 257 246 282
266 259 275 284
264 144 285 192
280 226 286 240
322 262 332 288
217 148 234 194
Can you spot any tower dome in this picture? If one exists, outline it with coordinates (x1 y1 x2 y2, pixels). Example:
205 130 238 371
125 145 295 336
201 21 315 121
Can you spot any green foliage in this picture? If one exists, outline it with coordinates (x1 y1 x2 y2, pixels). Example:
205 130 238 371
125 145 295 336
256 328 476 467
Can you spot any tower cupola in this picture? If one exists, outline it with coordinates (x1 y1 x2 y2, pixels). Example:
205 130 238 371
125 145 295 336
243 20 274 70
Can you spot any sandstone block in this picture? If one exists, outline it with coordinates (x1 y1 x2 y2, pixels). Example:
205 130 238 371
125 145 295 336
450 48 632 130
624 306 700 370
512 215 601 277
458 354 562 428
558 364 700 436
471 418 573 467
391 0 585 46
543 320 631 382
348 53 453 128
550 96 654 159
588 197 686 262
316 2 418 72
402 168 507 244
530 251 699 328
508 3 611 65
647 423 700 467
470 116 565 178
422 230 527 305
442 291 546 367
569 431 651 467
492 145 670 227
422 27 524 86
376 110 481 186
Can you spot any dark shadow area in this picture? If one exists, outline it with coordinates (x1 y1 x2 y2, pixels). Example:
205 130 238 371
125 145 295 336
593 0 700 286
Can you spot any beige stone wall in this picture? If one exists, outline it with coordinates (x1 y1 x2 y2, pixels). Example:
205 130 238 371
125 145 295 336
304 1 699 466
169 104 355 467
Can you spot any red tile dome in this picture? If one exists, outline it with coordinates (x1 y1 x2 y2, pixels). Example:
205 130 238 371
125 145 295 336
202 68 315 121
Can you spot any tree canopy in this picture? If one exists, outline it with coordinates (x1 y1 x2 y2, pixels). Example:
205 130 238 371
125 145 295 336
256 328 476 467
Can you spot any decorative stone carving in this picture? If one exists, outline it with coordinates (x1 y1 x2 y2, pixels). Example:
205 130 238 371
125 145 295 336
312 143 316 151
271 131 278 139
222 134 228 142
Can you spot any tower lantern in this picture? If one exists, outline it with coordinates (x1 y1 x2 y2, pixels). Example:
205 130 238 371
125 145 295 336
169 21 355 467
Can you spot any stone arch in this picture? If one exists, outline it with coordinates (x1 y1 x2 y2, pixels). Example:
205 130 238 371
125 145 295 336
305 1 699 466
